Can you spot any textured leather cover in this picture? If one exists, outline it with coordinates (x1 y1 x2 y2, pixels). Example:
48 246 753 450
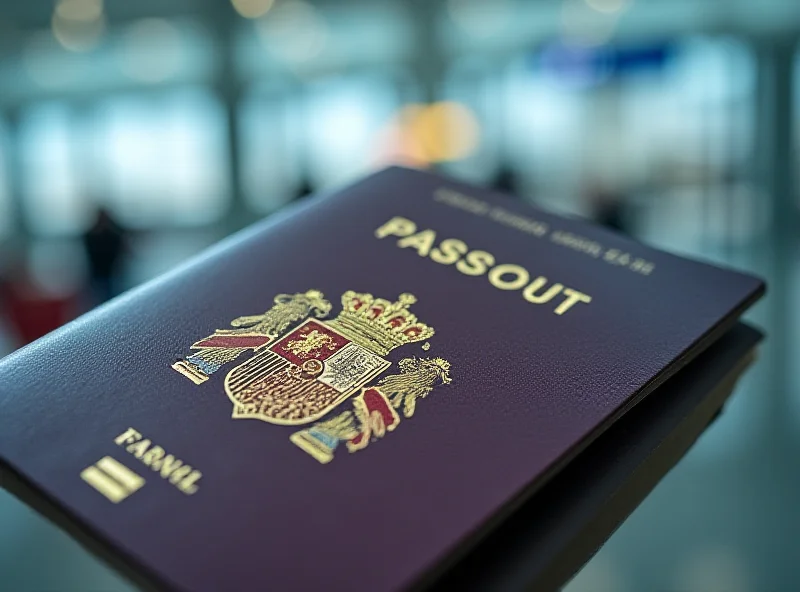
435 322 762 591
0 167 764 591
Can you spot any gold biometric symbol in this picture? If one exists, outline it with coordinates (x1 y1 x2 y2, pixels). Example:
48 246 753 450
286 330 336 358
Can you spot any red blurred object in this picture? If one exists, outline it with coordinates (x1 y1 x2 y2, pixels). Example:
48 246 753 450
1 280 79 346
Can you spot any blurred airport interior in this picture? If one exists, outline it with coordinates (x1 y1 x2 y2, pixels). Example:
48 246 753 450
0 0 798 590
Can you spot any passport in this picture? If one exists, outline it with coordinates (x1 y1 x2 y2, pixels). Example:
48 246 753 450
437 322 762 591
0 167 764 591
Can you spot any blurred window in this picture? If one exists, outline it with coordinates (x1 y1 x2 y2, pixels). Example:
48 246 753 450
501 54 593 213
241 72 402 210
235 2 413 79
303 73 401 187
4 18 216 106
500 36 758 235
92 88 230 227
627 37 760 250
795 47 800 208
115 18 218 87
18 102 90 236
438 57 501 185
0 120 10 239
239 84 301 213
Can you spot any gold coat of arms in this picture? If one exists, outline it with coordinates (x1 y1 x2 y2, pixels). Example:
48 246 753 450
172 290 451 463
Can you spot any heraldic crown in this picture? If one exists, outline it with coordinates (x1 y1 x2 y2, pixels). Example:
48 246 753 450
326 291 435 356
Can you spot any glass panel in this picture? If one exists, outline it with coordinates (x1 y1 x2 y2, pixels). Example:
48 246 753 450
91 88 230 227
239 84 301 213
500 37 758 231
302 73 400 187
502 54 587 213
438 57 502 185
235 2 414 79
795 46 800 208
629 37 759 255
789 44 800 427
0 120 10 239
18 102 90 236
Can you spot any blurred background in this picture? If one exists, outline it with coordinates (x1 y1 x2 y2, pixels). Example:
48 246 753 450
0 0 797 590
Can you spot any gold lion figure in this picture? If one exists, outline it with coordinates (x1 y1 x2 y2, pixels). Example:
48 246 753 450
223 290 331 338
377 356 452 418
286 330 336 358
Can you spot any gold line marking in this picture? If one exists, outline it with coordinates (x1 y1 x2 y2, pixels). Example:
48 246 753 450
80 466 129 503
96 456 145 492
171 361 208 384
230 358 289 388
290 431 334 464
230 353 282 380
238 349 278 369
232 357 285 384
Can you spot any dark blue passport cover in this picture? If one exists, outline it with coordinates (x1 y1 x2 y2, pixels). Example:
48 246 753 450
0 167 764 591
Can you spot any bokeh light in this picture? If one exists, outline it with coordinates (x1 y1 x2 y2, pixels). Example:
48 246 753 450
55 0 103 21
584 0 631 15
414 101 480 162
51 0 105 52
256 0 329 64
231 0 275 20
378 102 481 167
562 0 618 47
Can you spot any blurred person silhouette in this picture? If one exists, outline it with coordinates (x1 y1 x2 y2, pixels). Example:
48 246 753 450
587 184 628 233
292 177 315 202
81 207 128 305
491 164 520 196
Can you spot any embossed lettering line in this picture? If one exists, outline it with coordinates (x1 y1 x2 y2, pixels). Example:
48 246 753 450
115 428 202 495
375 216 592 316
